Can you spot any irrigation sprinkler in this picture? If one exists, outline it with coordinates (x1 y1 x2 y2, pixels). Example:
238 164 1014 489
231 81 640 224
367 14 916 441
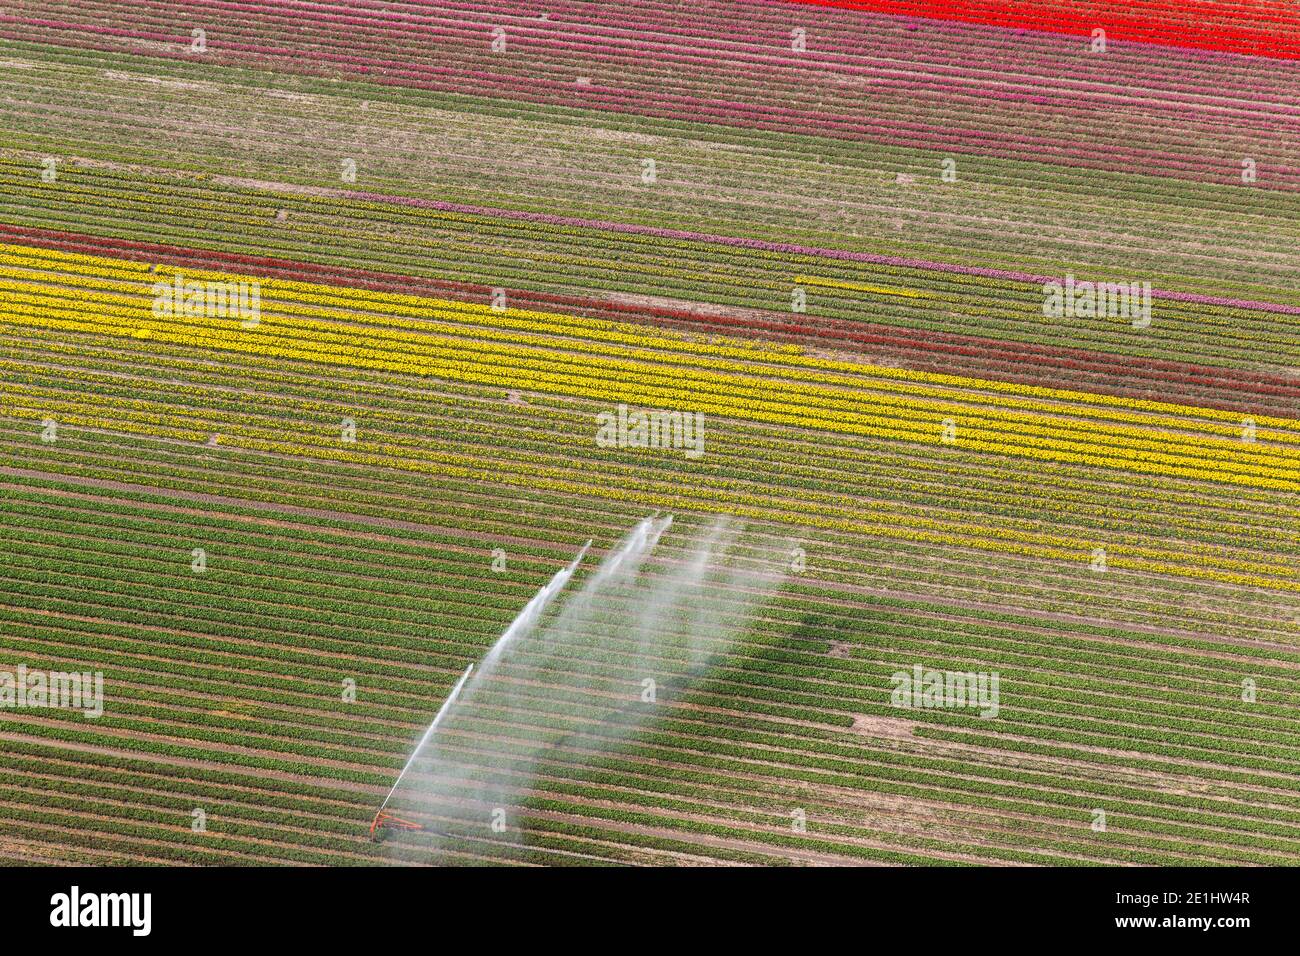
369 809 427 840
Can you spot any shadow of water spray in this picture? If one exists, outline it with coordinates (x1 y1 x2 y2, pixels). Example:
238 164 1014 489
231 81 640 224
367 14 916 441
381 515 788 861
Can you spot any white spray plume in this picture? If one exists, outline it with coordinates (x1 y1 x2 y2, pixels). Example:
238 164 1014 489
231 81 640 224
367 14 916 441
380 517 789 859
378 662 473 814
480 539 590 672
580 514 672 595
377 538 590 818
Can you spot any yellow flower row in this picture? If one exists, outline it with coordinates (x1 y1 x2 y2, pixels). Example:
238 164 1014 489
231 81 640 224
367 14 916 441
8 354 1292 556
3 240 1297 435
9 382 1297 585
4 293 1297 493
4 262 1296 474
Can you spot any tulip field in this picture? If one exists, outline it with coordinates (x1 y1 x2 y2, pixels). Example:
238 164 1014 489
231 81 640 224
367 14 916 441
0 0 1298 867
